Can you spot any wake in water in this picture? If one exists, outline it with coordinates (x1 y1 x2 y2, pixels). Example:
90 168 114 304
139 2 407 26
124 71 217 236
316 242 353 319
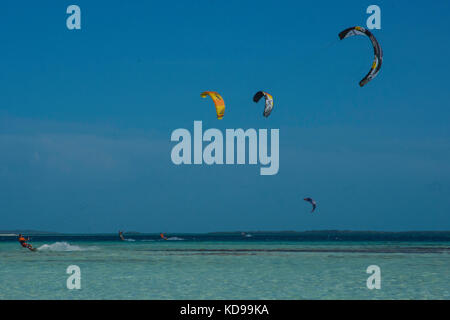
37 242 98 252
166 237 184 241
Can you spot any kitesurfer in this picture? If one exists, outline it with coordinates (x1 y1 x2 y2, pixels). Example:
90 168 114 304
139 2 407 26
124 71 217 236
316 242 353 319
18 234 35 251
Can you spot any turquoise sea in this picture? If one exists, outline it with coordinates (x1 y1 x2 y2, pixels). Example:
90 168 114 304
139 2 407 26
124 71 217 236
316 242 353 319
0 233 449 300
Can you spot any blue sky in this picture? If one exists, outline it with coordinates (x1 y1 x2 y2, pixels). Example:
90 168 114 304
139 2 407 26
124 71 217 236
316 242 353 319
1 1 449 233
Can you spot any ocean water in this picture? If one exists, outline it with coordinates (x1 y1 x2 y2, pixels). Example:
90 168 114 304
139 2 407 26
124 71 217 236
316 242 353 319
0 233 449 300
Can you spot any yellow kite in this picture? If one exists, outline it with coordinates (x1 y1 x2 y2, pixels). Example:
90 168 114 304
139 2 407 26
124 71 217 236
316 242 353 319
200 91 225 119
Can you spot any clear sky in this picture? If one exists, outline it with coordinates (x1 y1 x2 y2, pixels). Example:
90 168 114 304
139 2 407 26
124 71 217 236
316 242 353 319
1 1 449 233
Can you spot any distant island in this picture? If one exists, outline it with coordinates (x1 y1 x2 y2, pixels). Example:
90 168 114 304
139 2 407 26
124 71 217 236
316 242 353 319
207 230 450 241
0 230 62 236
208 230 450 235
1 230 450 241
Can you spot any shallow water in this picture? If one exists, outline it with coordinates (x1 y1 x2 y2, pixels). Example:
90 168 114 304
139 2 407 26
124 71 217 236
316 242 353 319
0 237 449 299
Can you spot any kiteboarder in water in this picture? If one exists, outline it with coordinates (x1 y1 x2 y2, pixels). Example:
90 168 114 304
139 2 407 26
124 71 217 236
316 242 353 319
160 233 168 240
118 231 125 241
304 198 317 213
18 234 35 251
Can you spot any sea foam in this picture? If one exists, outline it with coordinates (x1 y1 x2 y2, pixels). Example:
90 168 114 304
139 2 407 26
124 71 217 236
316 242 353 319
37 241 98 252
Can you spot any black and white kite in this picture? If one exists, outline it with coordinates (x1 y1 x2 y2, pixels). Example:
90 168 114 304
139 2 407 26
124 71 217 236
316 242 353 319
304 197 317 213
339 26 383 87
